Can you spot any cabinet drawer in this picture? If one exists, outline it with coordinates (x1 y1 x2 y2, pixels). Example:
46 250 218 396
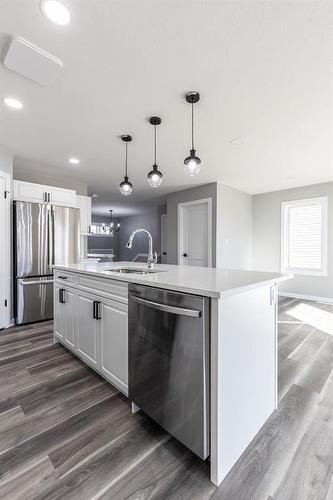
54 270 76 285
77 275 128 303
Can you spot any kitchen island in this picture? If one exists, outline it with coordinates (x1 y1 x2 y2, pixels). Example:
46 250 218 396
52 261 290 486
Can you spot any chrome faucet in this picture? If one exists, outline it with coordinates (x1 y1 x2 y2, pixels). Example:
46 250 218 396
126 229 158 268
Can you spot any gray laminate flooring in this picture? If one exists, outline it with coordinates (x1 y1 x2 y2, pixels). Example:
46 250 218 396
0 298 333 499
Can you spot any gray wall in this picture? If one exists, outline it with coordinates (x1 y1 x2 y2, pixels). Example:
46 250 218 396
253 181 333 299
14 163 88 195
216 182 252 270
117 208 161 262
166 183 217 265
88 214 119 253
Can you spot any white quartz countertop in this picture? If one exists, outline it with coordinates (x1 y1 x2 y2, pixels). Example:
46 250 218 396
52 262 292 298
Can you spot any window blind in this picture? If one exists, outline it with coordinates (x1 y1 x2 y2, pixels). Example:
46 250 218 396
288 203 322 270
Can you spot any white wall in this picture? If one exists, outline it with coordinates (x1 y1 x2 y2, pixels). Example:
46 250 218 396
14 161 88 195
253 182 333 300
216 183 252 270
0 147 13 176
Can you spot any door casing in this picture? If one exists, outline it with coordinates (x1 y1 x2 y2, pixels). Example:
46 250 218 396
0 170 11 329
177 197 212 267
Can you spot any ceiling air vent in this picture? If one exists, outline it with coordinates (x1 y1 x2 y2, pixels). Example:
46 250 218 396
3 36 63 86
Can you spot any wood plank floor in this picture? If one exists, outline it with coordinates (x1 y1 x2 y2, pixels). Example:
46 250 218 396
0 298 333 499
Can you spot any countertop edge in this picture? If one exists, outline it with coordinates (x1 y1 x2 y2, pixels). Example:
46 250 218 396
52 264 292 299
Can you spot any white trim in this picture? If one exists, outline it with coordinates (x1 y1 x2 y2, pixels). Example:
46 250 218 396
278 291 333 305
0 170 11 329
281 196 328 276
177 197 212 267
160 213 167 264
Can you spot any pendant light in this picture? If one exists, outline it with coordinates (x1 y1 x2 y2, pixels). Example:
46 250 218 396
147 116 163 188
109 210 120 232
184 91 201 176
119 135 133 196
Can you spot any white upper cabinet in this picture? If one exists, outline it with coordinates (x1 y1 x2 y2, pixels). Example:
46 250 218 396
13 180 46 203
48 186 76 207
76 195 92 235
13 180 76 207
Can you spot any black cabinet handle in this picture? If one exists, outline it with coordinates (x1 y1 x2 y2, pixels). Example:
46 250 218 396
163 252 167 255
48 193 50 203
58 275 68 280
44 192 47 202
95 301 101 320
59 288 65 303
183 253 188 257
93 300 101 320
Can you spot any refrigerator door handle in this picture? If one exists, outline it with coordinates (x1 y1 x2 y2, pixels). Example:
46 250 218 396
21 279 54 286
48 206 55 269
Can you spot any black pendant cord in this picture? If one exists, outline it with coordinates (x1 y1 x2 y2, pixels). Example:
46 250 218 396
191 102 194 150
125 142 128 177
154 124 157 165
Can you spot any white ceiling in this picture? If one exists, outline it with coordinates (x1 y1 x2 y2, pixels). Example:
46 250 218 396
1 0 333 214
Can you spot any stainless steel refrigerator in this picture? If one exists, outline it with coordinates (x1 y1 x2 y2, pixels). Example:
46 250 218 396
14 201 80 324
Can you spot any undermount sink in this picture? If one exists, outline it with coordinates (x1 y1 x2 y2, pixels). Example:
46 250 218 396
105 267 163 275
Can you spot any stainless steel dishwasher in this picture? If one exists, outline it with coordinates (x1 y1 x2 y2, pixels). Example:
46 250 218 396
129 284 210 460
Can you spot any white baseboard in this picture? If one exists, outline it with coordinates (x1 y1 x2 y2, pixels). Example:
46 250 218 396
279 292 333 305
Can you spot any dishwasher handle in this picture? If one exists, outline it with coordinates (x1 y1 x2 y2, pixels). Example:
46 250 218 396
130 295 201 318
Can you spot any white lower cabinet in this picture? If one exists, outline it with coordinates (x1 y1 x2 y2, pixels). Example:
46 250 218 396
77 291 99 368
54 284 65 341
54 277 128 395
100 298 128 393
54 284 76 348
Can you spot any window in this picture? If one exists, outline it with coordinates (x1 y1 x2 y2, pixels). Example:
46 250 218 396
281 197 328 276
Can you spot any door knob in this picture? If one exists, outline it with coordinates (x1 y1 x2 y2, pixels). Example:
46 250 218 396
183 253 188 257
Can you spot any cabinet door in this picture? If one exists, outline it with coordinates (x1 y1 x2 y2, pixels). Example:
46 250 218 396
99 298 128 394
63 287 76 350
48 186 76 207
13 180 46 203
77 291 99 368
54 284 65 341
76 195 92 235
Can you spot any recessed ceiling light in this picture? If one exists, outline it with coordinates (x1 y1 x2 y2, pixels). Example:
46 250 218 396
68 158 80 165
230 137 244 145
3 97 23 109
41 0 71 26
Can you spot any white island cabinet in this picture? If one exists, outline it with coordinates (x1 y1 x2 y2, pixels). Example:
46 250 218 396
54 270 128 394
52 261 291 487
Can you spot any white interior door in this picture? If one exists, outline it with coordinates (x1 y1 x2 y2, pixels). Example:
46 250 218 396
178 198 212 267
0 171 10 329
161 214 168 264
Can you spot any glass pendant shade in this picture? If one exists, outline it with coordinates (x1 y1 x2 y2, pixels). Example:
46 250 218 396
147 116 163 188
119 176 133 196
184 92 202 176
119 135 133 196
184 149 201 176
148 164 163 187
